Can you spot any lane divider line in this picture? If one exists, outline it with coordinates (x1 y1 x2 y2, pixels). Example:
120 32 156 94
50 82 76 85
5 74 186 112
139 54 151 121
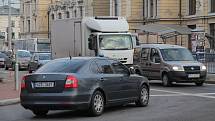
151 88 215 99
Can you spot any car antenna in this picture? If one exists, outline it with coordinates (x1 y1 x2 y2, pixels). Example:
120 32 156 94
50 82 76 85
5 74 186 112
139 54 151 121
69 51 72 60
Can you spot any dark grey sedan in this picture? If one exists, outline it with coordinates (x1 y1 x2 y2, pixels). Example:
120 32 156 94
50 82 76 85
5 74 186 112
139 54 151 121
20 57 149 117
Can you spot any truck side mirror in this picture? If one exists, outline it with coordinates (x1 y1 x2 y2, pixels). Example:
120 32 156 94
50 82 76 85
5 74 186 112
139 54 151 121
88 37 97 50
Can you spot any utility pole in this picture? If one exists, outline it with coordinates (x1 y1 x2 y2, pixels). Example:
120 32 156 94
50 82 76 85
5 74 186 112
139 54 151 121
8 0 12 50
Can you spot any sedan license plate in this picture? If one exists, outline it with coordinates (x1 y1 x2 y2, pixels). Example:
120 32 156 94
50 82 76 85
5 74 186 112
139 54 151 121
34 82 55 88
188 74 200 78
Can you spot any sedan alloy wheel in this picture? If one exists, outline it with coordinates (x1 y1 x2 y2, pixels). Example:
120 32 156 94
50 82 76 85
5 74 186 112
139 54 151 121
135 85 149 107
89 91 104 116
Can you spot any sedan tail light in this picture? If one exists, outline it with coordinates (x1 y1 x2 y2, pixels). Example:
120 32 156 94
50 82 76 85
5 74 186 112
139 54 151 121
21 76 26 89
65 75 78 88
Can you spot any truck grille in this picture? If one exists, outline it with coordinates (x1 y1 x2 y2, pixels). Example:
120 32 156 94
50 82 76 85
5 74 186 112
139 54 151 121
183 66 200 74
118 58 127 63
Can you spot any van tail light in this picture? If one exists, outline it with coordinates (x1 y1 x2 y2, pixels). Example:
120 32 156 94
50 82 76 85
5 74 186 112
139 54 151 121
65 75 78 88
21 76 26 89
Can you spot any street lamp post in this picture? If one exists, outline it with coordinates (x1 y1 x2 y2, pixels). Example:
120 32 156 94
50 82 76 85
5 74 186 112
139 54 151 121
8 0 12 50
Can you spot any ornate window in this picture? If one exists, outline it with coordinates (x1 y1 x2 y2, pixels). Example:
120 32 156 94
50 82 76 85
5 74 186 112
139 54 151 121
189 0 196 15
211 0 215 13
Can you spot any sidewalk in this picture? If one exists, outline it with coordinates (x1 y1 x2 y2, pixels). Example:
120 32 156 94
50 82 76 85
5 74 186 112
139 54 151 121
0 70 22 106
206 73 215 84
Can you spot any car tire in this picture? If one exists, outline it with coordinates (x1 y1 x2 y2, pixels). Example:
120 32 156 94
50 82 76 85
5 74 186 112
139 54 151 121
5 65 8 70
195 82 204 86
135 85 149 107
162 74 172 87
32 109 48 117
88 91 105 116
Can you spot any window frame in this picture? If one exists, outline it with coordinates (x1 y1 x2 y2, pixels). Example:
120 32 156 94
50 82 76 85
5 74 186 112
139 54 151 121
150 48 161 63
211 0 215 13
189 0 196 15
89 60 100 74
141 48 150 60
95 59 114 74
110 60 130 75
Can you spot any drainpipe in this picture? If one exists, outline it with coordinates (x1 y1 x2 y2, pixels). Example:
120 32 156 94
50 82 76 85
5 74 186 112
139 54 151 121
179 0 182 25
47 11 50 39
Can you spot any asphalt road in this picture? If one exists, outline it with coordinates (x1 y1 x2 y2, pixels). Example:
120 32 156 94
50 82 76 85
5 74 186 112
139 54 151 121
1 81 215 121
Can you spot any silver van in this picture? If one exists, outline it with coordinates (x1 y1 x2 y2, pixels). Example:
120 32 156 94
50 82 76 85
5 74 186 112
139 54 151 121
134 44 207 86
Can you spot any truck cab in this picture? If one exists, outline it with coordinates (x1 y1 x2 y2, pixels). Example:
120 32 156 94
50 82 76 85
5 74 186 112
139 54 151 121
85 17 135 65
88 33 134 65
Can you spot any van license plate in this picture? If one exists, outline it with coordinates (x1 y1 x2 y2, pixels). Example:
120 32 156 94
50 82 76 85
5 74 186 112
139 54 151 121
188 74 200 78
34 82 54 88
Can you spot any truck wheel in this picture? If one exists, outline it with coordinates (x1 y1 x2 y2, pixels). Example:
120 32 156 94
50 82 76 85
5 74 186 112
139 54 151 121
88 91 105 116
195 82 204 86
32 109 48 117
135 85 149 107
5 65 8 70
162 74 172 87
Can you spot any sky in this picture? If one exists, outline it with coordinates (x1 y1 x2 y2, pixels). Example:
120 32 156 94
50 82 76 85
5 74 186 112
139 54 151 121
0 0 20 8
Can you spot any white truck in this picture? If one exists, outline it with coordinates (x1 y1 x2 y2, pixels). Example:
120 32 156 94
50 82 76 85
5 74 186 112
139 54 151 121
51 16 136 65
14 38 51 53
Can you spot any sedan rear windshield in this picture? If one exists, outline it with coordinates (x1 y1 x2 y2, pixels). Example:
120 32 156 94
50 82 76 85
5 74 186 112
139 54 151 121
36 59 87 73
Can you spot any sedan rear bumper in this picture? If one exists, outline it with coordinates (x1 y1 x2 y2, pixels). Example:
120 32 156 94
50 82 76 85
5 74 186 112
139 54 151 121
20 92 91 110
21 101 89 110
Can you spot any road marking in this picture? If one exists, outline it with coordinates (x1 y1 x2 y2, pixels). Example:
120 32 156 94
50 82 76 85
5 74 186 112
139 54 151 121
196 93 215 95
151 94 186 97
151 88 215 99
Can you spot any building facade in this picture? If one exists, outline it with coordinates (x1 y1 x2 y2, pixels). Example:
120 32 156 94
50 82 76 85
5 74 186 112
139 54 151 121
20 0 57 39
24 0 215 51
0 5 20 50
48 0 144 32
142 0 215 51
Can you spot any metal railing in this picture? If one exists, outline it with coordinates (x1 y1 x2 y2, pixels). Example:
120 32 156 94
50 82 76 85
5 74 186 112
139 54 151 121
195 53 215 74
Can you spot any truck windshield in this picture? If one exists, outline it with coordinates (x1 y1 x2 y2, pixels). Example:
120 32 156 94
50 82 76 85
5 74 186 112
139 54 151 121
99 35 132 50
160 48 195 61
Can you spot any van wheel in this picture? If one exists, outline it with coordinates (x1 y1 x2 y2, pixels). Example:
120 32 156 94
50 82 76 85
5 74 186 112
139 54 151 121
162 74 172 87
195 82 204 86
32 109 48 117
88 91 105 116
135 85 149 107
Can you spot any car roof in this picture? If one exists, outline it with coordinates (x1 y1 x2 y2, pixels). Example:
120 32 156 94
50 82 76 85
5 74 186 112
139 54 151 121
140 44 185 49
54 56 109 61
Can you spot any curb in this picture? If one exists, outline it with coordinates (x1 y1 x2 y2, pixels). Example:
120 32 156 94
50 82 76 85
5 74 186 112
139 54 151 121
205 81 215 84
0 98 20 106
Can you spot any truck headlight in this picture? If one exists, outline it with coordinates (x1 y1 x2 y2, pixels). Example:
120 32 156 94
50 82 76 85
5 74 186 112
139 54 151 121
201 65 206 71
172 66 184 71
